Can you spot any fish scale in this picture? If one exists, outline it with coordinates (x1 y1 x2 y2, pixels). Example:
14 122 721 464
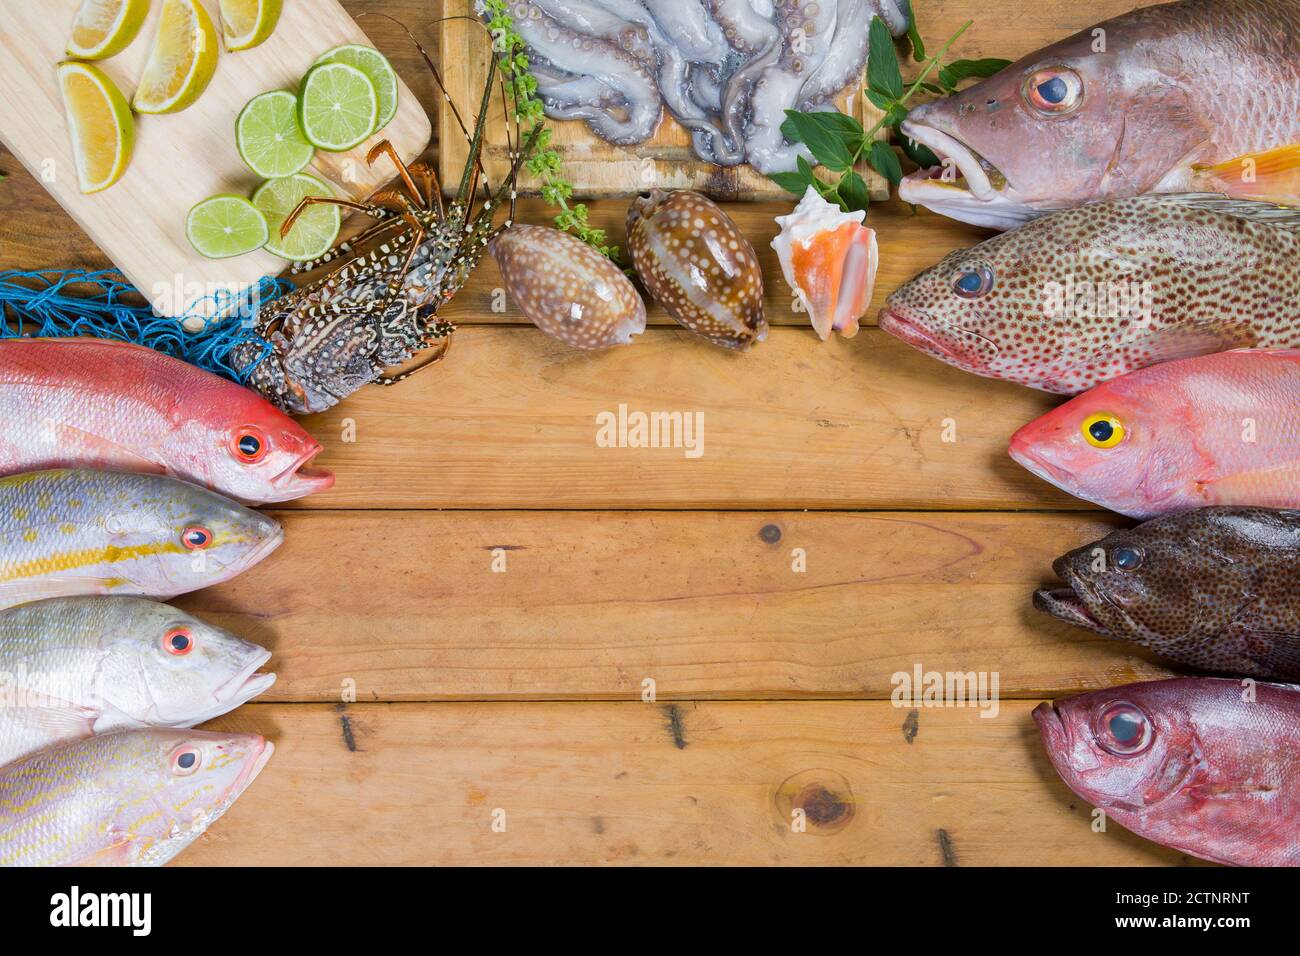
0 469 283 611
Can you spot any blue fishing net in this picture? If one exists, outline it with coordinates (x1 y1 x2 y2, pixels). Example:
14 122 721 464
0 269 290 382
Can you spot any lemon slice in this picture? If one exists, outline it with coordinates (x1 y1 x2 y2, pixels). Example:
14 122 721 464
66 0 150 60
219 0 282 52
186 195 270 258
253 173 341 261
56 62 135 194
132 0 219 114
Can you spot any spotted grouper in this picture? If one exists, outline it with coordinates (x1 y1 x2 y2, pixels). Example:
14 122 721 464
899 0 1300 229
881 194 1300 393
1035 678 1300 866
1035 508 1300 680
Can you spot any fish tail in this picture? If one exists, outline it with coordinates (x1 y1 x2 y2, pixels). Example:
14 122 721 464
1193 144 1300 205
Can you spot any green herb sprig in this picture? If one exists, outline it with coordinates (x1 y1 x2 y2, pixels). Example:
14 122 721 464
482 0 619 259
769 11 1009 215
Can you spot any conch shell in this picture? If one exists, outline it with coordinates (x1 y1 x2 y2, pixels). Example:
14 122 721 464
627 190 768 351
771 186 878 340
489 224 646 349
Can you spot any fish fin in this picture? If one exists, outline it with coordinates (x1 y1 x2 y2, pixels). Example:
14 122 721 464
1236 626 1300 681
0 577 131 607
51 423 166 475
1133 323 1259 366
77 835 136 867
7 701 97 742
1192 144 1300 207
1140 191 1300 231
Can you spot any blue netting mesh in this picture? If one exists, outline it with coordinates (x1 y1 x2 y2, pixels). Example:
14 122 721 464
0 269 288 382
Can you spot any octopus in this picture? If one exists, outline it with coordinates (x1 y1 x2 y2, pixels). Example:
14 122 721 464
488 0 910 173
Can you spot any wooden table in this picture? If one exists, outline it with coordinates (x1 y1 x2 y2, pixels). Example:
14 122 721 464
0 0 1202 865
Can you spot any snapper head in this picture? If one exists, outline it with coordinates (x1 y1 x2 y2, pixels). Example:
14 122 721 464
93 598 275 728
1033 681 1204 816
170 381 333 505
898 10 1209 229
1007 372 1201 517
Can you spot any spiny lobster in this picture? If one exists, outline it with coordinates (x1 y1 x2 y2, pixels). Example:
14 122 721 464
232 24 539 415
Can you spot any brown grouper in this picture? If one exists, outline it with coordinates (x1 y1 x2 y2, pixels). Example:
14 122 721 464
1035 678 1300 865
1036 508 1300 680
881 194 1300 393
899 0 1300 229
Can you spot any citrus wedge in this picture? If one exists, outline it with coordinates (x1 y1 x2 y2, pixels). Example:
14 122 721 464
297 62 377 152
237 89 314 178
253 173 341 261
132 0 219 114
66 0 150 60
219 0 282 52
56 62 135 195
186 195 270 258
311 44 399 131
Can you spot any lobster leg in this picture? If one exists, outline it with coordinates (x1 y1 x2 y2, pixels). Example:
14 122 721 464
280 196 383 238
367 140 430 212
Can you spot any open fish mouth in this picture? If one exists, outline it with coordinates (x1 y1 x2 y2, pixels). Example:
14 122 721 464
215 647 277 710
1033 586 1108 635
268 447 335 502
878 306 994 372
898 121 1040 230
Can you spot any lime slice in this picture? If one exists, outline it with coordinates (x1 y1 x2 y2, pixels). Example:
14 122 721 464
56 62 135 194
311 44 398 131
219 0 282 51
237 90 314 178
253 173 341 261
66 0 150 59
186 195 270 259
132 0 219 114
297 62 378 152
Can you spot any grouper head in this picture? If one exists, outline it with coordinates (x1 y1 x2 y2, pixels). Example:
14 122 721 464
899 10 1209 229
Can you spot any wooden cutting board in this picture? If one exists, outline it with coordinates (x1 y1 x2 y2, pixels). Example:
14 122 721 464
0 0 432 320
439 0 888 203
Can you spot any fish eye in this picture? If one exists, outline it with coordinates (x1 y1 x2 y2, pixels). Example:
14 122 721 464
1092 700 1154 757
1081 413 1126 448
182 526 213 551
171 746 202 775
952 265 994 298
231 426 268 464
1111 547 1144 571
1023 66 1083 115
163 626 194 656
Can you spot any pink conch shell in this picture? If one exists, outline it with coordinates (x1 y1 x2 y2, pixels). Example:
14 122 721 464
771 186 878 340
489 224 646 350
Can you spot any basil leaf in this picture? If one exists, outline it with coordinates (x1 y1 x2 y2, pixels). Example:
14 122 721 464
869 140 904 186
898 0 925 61
941 58 1012 86
867 17 903 100
780 110 857 171
836 170 871 214
769 172 811 195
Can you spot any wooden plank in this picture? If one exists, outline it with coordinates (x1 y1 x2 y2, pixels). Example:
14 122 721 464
439 196 989 327
286 326 1080 511
178 701 1203 865
438 0 889 201
179 510 1172 702
0 0 432 319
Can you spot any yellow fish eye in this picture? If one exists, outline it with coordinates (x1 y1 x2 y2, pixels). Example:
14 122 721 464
1081 413 1125 448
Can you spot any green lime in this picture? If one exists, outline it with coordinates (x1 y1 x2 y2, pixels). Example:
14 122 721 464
311 44 398 131
236 90 314 178
297 61 378 152
253 173 340 261
186 195 270 259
